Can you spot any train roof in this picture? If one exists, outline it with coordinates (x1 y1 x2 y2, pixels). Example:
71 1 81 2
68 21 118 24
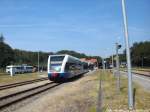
49 54 69 56
49 54 89 65
49 54 76 58
49 54 82 63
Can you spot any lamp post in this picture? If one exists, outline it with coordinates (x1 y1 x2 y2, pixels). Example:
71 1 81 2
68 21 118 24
121 0 133 109
112 54 115 76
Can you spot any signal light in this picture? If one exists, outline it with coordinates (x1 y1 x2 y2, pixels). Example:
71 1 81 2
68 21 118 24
118 45 122 49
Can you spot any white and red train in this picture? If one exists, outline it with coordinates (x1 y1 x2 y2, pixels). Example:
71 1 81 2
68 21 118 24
47 54 89 81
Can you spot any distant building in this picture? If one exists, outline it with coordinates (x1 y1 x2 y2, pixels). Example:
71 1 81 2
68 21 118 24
80 58 98 69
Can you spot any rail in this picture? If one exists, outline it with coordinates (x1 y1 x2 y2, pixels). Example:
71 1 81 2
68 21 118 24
0 77 48 90
119 70 150 77
0 82 61 110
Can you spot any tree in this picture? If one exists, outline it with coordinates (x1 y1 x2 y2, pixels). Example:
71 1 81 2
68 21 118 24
0 42 14 68
13 49 51 67
0 34 5 43
131 41 150 67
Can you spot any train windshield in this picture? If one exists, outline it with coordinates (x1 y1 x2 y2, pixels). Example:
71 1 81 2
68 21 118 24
50 56 65 72
50 56 65 62
50 64 62 72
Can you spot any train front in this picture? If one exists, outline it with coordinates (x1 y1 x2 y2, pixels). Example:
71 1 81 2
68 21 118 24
47 55 68 81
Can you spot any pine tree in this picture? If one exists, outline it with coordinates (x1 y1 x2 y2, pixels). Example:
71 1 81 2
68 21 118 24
0 34 4 43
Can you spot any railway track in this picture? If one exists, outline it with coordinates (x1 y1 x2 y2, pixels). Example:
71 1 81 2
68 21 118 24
132 69 150 72
131 71 150 77
0 82 61 110
0 77 48 90
120 70 150 77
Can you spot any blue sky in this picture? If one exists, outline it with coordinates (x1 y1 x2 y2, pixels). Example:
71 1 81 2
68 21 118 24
0 0 150 57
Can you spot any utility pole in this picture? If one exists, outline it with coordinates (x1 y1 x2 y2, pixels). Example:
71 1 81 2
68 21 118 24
121 0 133 109
112 54 115 76
116 43 121 92
103 58 106 70
38 51 39 74
112 55 114 68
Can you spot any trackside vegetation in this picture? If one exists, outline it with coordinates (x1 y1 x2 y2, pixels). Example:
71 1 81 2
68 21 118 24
0 72 46 85
92 70 150 111
106 41 150 68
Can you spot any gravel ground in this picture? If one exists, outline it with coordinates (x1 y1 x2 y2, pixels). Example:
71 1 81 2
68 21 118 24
1 70 149 112
120 71 150 92
12 71 99 112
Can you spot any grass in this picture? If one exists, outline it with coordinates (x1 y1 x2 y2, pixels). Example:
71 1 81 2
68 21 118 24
0 72 47 85
89 106 96 112
95 70 150 111
71 70 149 111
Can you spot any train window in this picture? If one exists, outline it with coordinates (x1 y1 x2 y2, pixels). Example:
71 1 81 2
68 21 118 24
16 67 21 69
50 64 62 72
27 67 33 69
65 63 82 72
51 56 65 62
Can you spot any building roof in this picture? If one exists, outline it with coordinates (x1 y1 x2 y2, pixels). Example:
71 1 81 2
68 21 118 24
80 58 98 64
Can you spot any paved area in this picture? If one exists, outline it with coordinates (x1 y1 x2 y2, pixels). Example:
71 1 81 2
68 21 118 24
120 71 150 92
132 70 150 77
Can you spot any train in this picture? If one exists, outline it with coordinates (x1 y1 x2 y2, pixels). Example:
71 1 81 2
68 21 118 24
47 54 89 81
6 65 33 75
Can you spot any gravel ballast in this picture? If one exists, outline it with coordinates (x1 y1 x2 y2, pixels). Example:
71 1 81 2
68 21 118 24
13 71 99 112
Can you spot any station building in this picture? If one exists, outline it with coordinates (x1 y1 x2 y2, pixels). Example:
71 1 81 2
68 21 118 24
80 58 98 69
